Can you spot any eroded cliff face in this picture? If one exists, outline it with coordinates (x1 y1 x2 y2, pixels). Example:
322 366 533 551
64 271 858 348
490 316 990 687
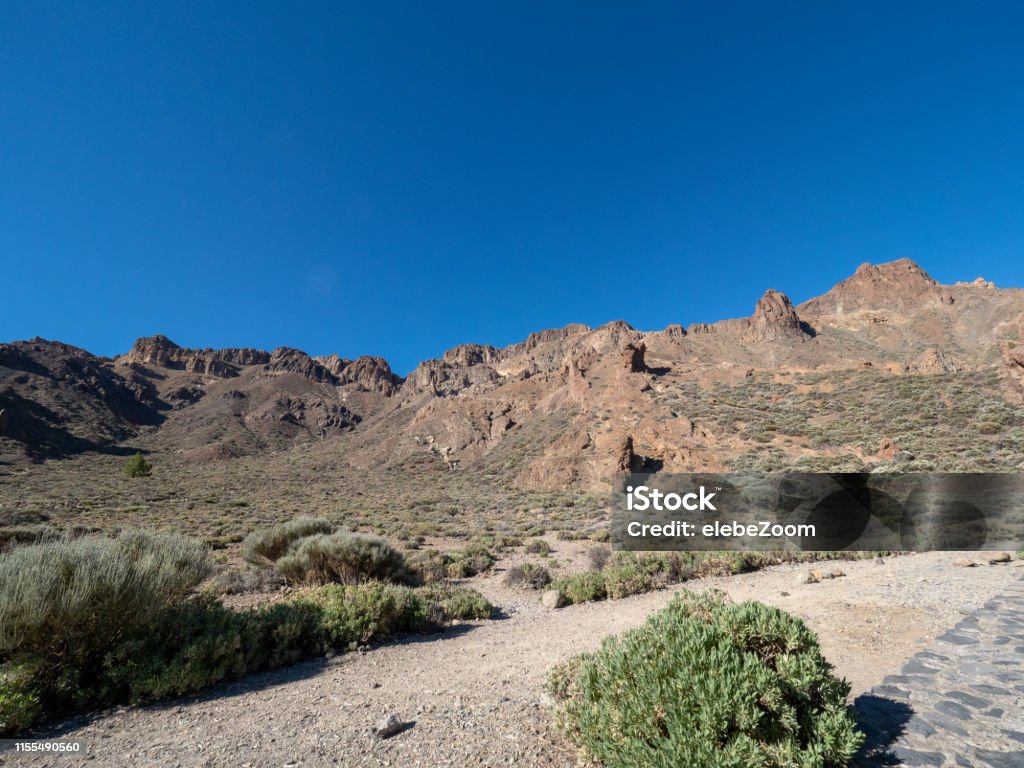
4 260 1024 485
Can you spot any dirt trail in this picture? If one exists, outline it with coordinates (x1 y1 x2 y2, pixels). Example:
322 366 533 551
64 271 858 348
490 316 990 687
21 553 1023 768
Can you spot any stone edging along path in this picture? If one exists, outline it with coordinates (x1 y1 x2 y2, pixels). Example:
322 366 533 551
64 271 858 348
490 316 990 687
854 576 1024 768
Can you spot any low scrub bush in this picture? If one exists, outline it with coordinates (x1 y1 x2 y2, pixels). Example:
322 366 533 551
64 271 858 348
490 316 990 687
602 564 654 599
276 532 410 586
554 571 607 603
0 531 209 662
301 583 436 649
406 549 449 583
0 530 492 735
0 531 210 732
504 562 552 590
547 591 863 767
553 551 892 607
241 517 334 566
416 584 494 621
443 544 496 579
524 539 551 556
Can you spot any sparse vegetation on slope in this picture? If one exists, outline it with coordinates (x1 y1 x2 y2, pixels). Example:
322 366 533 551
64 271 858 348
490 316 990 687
547 591 863 767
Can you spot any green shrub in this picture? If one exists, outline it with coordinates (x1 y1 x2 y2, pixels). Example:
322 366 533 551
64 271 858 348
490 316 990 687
275 531 410 585
547 591 863 768
121 452 152 478
295 583 431 650
418 584 494 620
554 572 607 604
102 596 256 701
603 564 654 599
0 660 42 735
440 544 496 579
454 544 496 575
241 517 335 567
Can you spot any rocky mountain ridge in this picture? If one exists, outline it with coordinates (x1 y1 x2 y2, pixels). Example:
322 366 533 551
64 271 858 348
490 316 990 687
3 260 1023 486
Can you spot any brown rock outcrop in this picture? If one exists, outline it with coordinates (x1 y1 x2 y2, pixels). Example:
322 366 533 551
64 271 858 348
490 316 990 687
798 259 954 315
262 348 336 383
622 342 647 373
443 344 500 367
405 358 500 397
906 349 964 375
614 434 636 474
317 354 402 395
685 291 811 341
122 335 270 377
747 290 810 341
1004 343 1024 404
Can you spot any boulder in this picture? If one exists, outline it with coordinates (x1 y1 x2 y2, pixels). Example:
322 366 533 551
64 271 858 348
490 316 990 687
541 590 566 609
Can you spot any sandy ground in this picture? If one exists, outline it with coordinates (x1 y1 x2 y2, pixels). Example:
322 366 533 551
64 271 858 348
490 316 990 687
15 552 1023 768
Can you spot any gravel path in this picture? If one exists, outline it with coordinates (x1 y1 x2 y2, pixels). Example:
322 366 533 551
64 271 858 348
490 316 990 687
7 553 1022 767
855 575 1024 767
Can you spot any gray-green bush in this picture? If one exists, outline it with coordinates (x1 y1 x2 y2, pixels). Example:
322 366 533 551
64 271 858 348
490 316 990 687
275 531 410 585
241 516 335 566
547 591 863 767
0 531 209 657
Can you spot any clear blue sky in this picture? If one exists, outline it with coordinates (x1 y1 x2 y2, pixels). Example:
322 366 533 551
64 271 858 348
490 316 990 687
2 2 1023 374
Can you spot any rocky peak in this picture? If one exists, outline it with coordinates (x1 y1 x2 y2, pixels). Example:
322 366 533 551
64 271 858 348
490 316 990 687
443 344 500 367
799 259 953 314
315 354 402 395
263 347 336 383
340 356 403 395
684 291 811 342
123 335 182 367
121 336 269 377
748 289 810 341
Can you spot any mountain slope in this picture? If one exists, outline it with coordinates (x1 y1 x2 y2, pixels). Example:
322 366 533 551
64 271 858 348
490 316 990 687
3 260 1024 488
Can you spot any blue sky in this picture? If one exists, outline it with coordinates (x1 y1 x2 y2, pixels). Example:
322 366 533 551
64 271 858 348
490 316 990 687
2 2 1023 374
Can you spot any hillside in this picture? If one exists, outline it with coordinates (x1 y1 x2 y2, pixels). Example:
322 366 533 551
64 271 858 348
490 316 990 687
3 259 1024 543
